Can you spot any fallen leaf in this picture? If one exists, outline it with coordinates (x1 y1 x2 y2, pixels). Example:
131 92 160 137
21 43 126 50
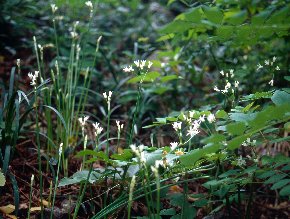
6 214 17 219
0 204 15 214
39 199 50 207
169 185 183 193
31 207 41 212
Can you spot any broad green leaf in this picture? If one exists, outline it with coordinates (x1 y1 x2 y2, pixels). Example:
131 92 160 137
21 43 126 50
194 199 208 207
271 179 290 190
285 76 290 82
266 6 290 25
226 122 247 136
226 10 247 25
168 193 184 207
215 110 228 119
160 75 178 82
180 143 221 166
229 112 257 123
216 26 234 40
257 170 276 179
279 184 290 196
252 10 272 25
271 90 290 106
58 170 101 187
159 20 192 34
202 6 224 24
144 150 163 166
227 135 249 150
160 208 176 216
110 149 133 161
157 33 174 41
219 169 240 178
176 7 201 23
241 91 273 101
264 174 287 184
127 72 160 83
202 134 226 145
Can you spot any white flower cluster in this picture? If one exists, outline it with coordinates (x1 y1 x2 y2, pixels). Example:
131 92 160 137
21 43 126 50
28 71 39 86
70 21 79 39
51 4 58 13
186 119 201 137
85 1 93 9
242 138 257 147
123 60 153 72
170 142 178 151
78 116 89 133
59 143 63 156
214 69 239 94
130 144 146 163
116 120 124 133
103 91 112 104
237 155 246 167
257 56 280 71
172 112 216 139
93 122 103 136
172 122 182 131
257 57 280 86
30 174 35 186
17 59 20 68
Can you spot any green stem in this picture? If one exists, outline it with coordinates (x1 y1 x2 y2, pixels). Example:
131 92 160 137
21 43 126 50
73 164 94 219
50 151 61 219
35 88 43 219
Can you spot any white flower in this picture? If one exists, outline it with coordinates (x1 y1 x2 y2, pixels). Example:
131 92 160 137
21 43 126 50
28 71 39 86
31 174 34 183
207 113 215 123
17 59 20 67
225 82 231 90
273 56 277 62
189 111 195 118
230 69 234 78
275 66 280 71
172 122 182 131
103 91 113 104
268 79 274 86
155 160 164 168
130 144 138 154
170 142 178 151
85 1 93 9
140 60 146 70
78 116 89 129
192 120 201 129
237 156 246 167
198 115 205 122
51 4 58 13
134 60 140 68
147 61 153 69
265 60 270 65
186 126 199 137
140 151 146 163
93 122 103 136
213 86 220 92
123 66 134 73
116 120 124 132
70 31 78 39
220 70 224 76
234 81 239 88
257 63 263 71
59 143 63 156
